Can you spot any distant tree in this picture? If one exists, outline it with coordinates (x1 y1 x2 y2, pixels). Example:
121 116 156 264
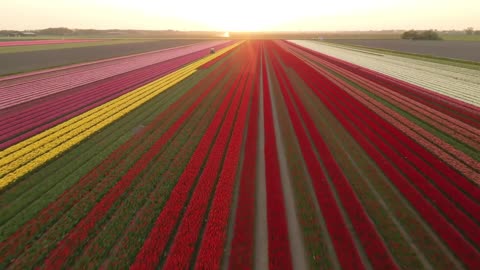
401 29 418 39
0 30 22 37
36 27 74 36
401 29 442 40
475 30 480 35
420 30 442 40
465 27 474 35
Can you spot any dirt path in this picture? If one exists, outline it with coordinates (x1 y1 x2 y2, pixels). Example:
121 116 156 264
265 50 308 270
254 51 269 270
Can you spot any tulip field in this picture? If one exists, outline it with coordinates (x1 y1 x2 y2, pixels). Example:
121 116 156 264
0 40 479 269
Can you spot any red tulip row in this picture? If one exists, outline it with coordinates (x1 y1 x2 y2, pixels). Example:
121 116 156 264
285 41 480 129
262 46 293 270
162 51 254 269
269 41 398 270
228 50 260 269
278 42 480 269
130 50 253 270
195 42 260 269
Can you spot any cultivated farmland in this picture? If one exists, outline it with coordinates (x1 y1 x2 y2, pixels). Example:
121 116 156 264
0 39 99 47
0 40 479 269
327 39 480 62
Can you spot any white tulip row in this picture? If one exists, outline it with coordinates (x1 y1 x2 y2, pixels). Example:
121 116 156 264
290 40 480 107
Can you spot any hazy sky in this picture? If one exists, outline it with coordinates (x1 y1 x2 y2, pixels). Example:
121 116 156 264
1 0 479 31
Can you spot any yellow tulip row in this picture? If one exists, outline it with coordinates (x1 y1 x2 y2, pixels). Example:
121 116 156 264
0 41 242 189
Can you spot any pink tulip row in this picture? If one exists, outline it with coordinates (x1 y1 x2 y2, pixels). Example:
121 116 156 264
0 41 232 109
283 41 480 269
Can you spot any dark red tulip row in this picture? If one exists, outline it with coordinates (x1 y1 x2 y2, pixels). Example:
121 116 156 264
228 49 261 269
276 41 480 269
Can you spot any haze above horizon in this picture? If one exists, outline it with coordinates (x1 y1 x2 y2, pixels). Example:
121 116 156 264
1 0 479 32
